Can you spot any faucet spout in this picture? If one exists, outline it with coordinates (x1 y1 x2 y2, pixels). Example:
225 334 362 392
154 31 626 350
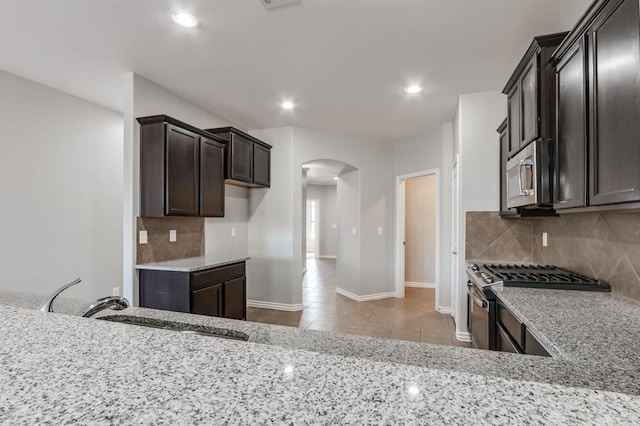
80 296 130 318
37 278 82 313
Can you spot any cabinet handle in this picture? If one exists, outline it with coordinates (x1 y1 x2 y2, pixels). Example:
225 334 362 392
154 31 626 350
519 159 534 196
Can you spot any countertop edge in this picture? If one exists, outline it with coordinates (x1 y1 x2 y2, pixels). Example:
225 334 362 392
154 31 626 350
136 257 250 272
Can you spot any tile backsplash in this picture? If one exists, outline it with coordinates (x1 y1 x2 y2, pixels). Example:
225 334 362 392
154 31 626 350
136 217 204 264
466 211 640 301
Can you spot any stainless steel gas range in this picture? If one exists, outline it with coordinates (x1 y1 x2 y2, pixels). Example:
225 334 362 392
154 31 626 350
466 263 610 351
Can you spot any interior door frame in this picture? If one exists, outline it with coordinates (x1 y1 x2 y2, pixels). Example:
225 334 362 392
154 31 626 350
395 169 440 301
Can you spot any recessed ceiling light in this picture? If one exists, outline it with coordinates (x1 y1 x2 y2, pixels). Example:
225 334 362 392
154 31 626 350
404 85 423 94
333 177 338 180
171 10 199 28
281 101 295 110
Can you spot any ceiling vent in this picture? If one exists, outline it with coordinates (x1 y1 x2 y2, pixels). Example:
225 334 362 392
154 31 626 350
259 0 300 9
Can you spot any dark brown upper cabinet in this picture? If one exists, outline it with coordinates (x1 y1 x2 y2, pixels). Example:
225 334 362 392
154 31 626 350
205 127 272 188
588 0 640 206
554 37 588 210
551 0 640 212
138 115 226 218
503 32 569 158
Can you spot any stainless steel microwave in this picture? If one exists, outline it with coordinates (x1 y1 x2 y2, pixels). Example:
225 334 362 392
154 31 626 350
506 139 554 209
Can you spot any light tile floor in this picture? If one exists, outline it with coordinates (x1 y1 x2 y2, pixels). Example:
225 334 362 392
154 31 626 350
247 258 470 347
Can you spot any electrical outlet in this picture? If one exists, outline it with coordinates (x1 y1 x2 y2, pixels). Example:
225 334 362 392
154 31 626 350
331 224 337 229
112 287 120 297
231 227 237 238
542 232 548 247
352 227 356 236
377 227 383 236
169 230 177 242
139 230 148 244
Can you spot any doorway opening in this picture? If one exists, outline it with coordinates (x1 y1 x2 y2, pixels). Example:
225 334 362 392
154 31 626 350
306 199 320 258
395 169 440 301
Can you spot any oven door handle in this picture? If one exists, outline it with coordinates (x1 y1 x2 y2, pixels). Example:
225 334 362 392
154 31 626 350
467 288 489 312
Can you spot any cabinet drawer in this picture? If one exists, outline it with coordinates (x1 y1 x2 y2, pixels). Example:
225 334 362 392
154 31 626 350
497 323 522 354
191 262 245 290
525 328 551 357
498 303 525 350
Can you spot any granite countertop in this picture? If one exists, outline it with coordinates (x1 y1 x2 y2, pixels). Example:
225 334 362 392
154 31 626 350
1 304 640 424
135 255 250 272
1 290 640 423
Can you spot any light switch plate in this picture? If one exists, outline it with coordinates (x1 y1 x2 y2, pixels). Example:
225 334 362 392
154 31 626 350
231 227 237 238
139 230 148 244
169 230 177 242
377 227 383 236
331 224 337 229
352 227 357 236
542 232 548 247
112 287 120 297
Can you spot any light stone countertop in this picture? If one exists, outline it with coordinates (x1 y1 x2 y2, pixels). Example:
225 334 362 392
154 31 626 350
1 289 640 423
135 255 250 272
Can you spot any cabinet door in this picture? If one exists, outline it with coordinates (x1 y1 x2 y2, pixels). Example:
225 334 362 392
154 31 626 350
223 277 246 320
253 143 271 187
229 133 253 183
555 39 587 209
200 138 225 217
520 54 539 146
588 0 640 205
507 85 521 156
165 124 199 216
191 283 222 317
499 120 517 216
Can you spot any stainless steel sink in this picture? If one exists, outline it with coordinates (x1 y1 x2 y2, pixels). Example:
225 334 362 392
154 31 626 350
98 315 249 341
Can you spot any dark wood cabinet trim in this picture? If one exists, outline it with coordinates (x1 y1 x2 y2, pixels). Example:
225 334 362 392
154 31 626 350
205 126 272 149
551 0 622 62
503 32 570 94
138 115 226 144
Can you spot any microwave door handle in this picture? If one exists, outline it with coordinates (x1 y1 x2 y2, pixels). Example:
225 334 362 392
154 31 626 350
519 159 534 196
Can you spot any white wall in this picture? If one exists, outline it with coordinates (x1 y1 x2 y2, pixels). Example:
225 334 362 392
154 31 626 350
306 184 338 258
246 127 299 307
454 90 505 339
123 73 248 304
247 125 394 306
392 123 453 312
405 175 437 284
0 70 123 301
336 170 361 294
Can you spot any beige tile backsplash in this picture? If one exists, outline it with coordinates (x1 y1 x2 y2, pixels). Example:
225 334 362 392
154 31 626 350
466 211 640 301
136 217 204 263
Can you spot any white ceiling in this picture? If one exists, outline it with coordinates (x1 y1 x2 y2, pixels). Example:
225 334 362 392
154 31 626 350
0 0 591 142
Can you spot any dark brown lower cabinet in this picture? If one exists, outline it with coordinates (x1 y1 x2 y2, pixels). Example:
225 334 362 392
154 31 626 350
139 261 246 320
191 284 222 317
223 277 246 320
496 301 551 357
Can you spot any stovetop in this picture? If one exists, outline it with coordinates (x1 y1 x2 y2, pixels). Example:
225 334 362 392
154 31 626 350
467 263 611 292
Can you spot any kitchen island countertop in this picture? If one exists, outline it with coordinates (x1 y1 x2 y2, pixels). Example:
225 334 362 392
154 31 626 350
1 290 640 423
135 255 249 272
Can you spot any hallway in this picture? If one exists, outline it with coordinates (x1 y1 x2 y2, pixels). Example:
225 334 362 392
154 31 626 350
247 258 469 347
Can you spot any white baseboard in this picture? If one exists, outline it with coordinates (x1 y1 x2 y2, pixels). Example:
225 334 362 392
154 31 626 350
317 255 337 259
335 287 396 302
436 306 451 314
246 300 304 312
405 281 435 288
455 330 472 343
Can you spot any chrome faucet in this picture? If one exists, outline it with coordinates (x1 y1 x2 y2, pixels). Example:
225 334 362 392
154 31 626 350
80 296 129 318
37 278 82 313
37 277 129 317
